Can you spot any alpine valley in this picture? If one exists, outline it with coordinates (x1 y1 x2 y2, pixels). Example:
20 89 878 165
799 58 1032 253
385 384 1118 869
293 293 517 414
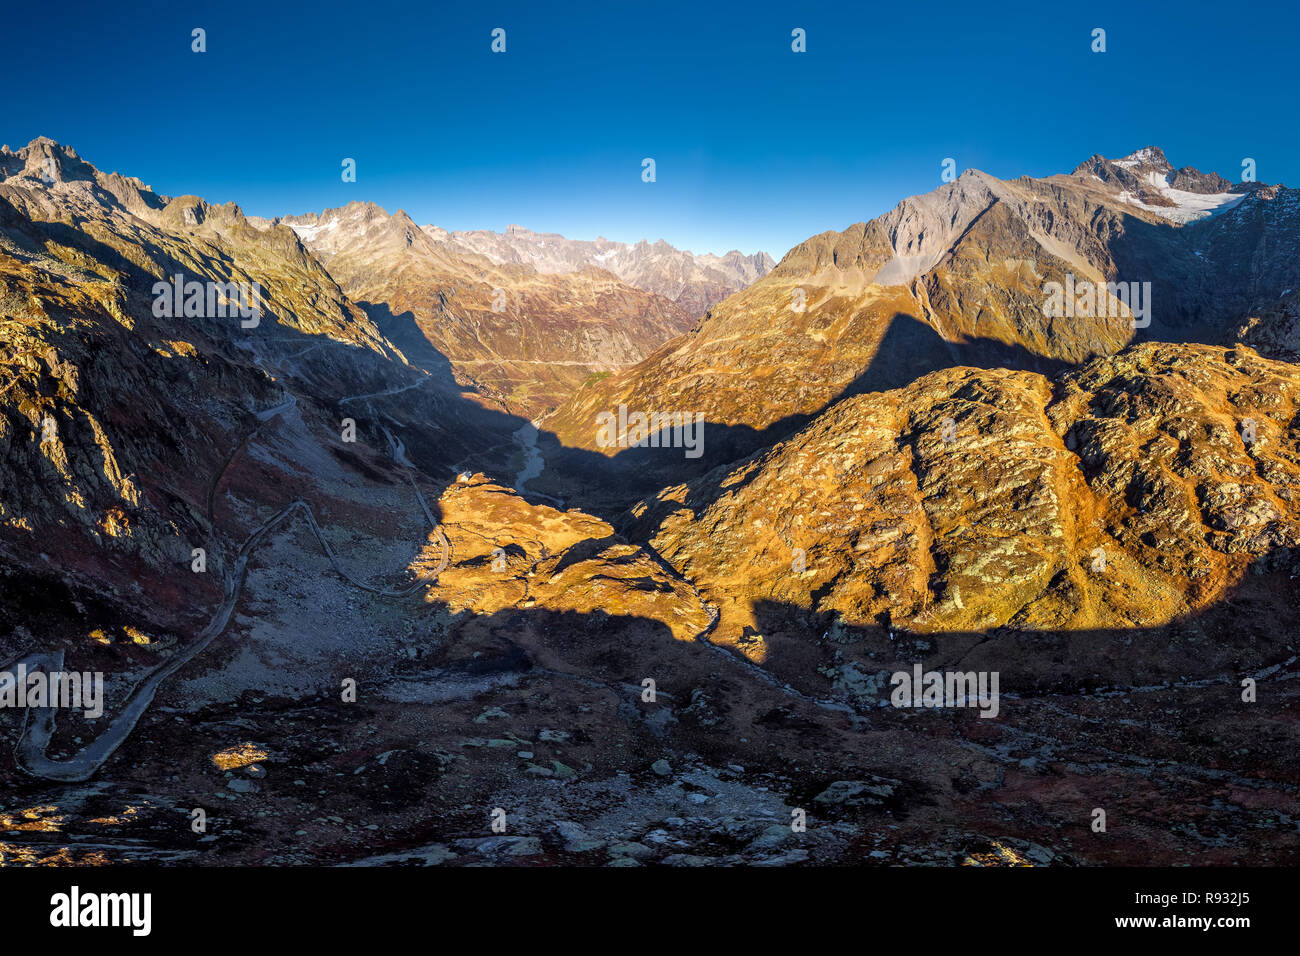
0 139 1296 867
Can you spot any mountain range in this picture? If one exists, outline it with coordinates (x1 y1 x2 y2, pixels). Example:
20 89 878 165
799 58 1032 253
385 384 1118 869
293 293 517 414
1 138 1296 867
429 223 775 317
271 201 701 416
544 146 1300 494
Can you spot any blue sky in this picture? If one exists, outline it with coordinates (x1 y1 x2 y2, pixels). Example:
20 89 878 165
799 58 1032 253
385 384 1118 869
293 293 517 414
4 0 1296 257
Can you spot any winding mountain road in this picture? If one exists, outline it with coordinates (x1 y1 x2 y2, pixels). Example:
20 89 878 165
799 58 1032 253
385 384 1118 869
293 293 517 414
15 398 449 782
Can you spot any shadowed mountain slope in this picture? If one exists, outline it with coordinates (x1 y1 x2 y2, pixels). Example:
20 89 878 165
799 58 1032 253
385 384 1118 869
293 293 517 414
547 148 1300 484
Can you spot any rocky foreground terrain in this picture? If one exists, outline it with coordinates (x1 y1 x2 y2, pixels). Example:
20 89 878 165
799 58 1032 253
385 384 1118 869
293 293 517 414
0 140 1296 866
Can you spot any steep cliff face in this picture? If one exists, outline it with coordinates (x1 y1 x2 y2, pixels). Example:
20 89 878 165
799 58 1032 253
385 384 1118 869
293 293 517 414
1 143 349 629
1230 290 1300 360
0 140 524 634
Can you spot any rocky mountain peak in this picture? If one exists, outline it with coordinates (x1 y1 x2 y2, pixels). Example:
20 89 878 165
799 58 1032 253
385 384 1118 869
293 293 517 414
1071 145 1242 214
3 134 1299 869
549 144 1300 494
430 225 772 315
1 136 98 186
1115 144 1172 170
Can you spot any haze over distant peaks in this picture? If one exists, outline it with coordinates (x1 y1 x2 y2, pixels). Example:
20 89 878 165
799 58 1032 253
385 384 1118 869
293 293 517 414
276 200 699 415
428 222 775 316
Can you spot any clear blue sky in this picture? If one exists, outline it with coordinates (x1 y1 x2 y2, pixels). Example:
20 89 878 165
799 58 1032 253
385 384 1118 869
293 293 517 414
4 0 1296 258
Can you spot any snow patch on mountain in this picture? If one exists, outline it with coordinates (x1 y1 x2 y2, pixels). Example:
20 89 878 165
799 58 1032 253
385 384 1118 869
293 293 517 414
425 224 774 314
1117 184 1246 223
288 217 340 242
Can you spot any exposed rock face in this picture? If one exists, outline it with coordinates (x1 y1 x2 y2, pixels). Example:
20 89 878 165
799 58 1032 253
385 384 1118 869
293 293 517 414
415 474 713 643
1 140 1297 868
1071 146 1240 210
280 203 696 416
0 141 393 355
547 150 1300 492
0 139 455 635
1230 291 1300 360
431 223 774 317
626 343 1300 675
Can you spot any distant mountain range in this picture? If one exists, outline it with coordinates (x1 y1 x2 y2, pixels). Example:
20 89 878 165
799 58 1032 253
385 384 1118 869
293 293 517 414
274 201 699 416
426 223 775 316
3 137 1298 866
